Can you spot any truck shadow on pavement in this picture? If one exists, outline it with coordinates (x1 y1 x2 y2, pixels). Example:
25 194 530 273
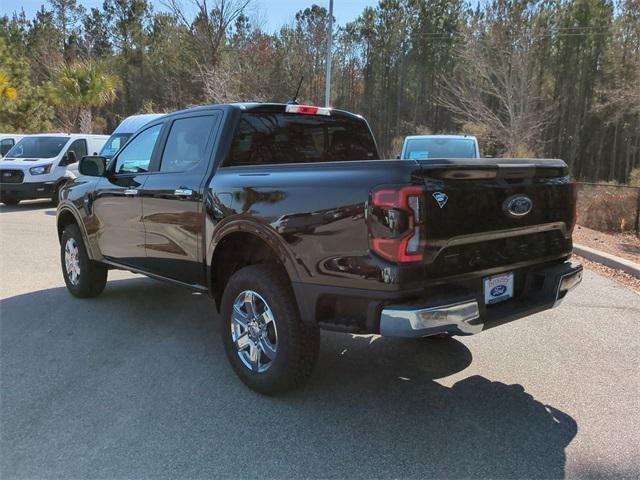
0 277 577 479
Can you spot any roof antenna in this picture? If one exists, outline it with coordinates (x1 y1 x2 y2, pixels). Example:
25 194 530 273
287 76 304 105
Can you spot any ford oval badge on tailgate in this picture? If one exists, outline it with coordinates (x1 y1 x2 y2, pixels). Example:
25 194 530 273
503 195 533 218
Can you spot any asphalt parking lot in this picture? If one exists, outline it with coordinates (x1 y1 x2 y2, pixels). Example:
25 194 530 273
1 201 639 479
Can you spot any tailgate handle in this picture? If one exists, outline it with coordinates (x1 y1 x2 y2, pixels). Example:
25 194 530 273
497 164 535 181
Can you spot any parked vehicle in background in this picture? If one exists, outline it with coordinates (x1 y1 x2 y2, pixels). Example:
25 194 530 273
0 133 108 205
400 134 480 160
0 134 26 158
56 103 581 394
99 114 165 159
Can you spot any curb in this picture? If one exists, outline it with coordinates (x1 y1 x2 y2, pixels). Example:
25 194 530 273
573 243 640 279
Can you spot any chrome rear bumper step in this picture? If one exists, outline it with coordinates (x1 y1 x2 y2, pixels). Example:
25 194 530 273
380 300 481 338
379 262 583 338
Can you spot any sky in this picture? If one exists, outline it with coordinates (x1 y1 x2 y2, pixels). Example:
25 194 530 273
0 0 378 33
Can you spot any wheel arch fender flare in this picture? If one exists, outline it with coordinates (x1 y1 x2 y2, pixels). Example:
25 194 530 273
56 203 99 261
207 219 303 294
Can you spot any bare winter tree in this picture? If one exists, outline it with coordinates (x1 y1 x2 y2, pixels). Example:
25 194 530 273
438 33 547 157
200 56 257 103
163 0 251 90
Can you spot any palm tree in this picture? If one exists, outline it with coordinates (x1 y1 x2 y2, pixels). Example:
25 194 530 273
0 69 18 103
49 61 118 133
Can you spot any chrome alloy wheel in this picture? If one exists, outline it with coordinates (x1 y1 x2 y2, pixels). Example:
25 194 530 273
231 290 278 373
64 238 81 286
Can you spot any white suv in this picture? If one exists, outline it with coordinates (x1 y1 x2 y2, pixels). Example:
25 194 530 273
0 133 108 205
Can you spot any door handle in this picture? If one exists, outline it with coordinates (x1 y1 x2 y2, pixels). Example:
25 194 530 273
124 189 138 196
174 188 193 197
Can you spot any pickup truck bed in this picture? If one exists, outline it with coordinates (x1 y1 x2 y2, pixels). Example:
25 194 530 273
56 103 582 394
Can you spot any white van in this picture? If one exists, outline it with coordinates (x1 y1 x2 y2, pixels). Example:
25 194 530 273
99 114 164 159
0 134 26 158
0 133 108 205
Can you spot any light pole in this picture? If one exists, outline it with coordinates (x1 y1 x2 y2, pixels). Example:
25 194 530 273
325 0 334 107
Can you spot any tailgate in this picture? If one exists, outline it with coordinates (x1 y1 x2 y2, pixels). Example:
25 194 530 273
416 158 574 277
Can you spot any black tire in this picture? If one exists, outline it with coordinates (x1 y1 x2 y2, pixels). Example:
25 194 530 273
61 224 108 298
51 182 63 206
220 264 320 395
1 195 20 206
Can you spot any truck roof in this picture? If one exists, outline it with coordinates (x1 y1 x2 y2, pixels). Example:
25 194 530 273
165 102 365 121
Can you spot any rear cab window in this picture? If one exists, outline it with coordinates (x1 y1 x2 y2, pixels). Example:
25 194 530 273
225 110 379 166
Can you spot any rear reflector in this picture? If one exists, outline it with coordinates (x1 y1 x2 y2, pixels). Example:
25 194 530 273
285 104 331 116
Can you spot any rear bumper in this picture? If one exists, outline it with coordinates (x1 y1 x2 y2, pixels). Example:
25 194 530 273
0 181 56 200
380 262 583 338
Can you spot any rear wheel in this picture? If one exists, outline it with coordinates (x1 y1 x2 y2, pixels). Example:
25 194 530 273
1 194 20 206
221 264 320 394
61 224 108 298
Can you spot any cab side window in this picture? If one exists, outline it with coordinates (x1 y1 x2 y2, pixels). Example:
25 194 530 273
114 124 162 174
1 139 14 156
160 116 216 173
67 139 88 162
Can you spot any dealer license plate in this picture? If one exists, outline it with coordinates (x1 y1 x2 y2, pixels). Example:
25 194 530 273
484 272 514 305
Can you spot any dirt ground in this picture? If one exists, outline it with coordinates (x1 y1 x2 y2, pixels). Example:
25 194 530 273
573 224 640 264
574 255 640 294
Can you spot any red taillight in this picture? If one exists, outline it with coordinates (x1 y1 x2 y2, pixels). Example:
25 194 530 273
285 104 331 116
370 186 425 263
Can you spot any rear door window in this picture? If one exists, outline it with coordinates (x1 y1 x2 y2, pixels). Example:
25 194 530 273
225 112 379 166
160 116 217 173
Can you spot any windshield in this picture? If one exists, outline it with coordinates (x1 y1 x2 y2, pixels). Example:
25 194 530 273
6 136 69 159
100 133 132 159
404 138 476 159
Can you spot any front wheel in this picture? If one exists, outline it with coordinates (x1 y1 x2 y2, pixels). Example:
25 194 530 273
220 264 320 394
61 224 108 298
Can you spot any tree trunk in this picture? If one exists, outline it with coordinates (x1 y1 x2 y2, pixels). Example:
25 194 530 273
609 122 618 182
79 108 92 133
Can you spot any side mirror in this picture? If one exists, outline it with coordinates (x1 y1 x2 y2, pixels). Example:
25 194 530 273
79 155 107 177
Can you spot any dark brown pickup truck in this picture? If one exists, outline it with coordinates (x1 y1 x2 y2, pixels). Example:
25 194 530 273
56 103 582 394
